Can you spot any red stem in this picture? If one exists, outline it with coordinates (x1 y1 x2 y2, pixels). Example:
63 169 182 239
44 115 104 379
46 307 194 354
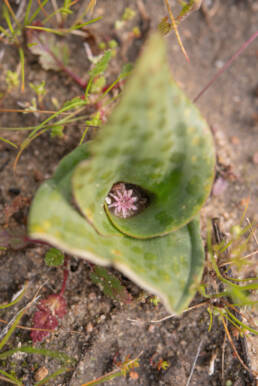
193 30 258 103
34 33 125 94
35 33 87 89
24 236 51 246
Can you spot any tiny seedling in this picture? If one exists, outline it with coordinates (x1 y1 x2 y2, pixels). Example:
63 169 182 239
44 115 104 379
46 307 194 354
29 81 47 104
5 70 20 91
9 47 131 168
177 217 258 378
80 354 141 385
0 0 101 92
0 283 75 385
30 256 68 343
44 248 64 267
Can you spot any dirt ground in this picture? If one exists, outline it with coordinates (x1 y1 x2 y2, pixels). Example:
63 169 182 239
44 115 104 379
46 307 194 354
0 0 257 385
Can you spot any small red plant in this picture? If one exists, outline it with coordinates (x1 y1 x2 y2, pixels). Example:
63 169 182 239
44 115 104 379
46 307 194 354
31 259 68 343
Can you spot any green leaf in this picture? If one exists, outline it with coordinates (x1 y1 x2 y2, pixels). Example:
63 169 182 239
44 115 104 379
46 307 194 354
90 266 131 303
90 75 106 93
29 34 214 314
29 144 204 314
0 306 26 351
50 125 64 138
0 369 23 385
45 248 64 266
62 96 86 109
27 31 69 71
0 282 27 310
120 62 133 77
0 137 17 148
73 33 215 239
158 17 172 36
0 345 75 364
90 50 112 77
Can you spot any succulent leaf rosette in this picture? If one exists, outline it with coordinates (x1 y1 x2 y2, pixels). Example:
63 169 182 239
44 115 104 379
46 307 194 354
29 34 215 314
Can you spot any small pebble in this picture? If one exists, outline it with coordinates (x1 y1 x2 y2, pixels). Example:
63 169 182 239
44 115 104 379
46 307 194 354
215 60 224 69
129 370 139 380
212 177 228 196
148 324 155 333
230 136 240 145
86 322 93 333
98 314 106 322
34 366 48 382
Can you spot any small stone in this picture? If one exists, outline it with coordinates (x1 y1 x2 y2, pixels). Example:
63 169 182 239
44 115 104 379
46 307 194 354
212 177 228 196
148 324 155 333
34 366 48 382
86 322 93 333
129 370 139 380
230 136 240 145
252 152 258 165
215 60 224 69
99 314 106 322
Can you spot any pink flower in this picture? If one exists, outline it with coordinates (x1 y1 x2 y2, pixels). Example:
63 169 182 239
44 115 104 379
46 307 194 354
106 183 138 218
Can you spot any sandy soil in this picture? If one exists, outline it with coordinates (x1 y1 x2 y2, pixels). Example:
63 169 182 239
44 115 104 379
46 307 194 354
0 1 257 385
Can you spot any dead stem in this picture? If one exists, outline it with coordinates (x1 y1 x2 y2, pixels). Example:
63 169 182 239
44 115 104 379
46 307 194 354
193 31 258 103
186 338 203 386
221 316 257 378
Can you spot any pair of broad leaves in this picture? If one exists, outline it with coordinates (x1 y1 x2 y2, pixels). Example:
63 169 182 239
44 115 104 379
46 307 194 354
29 34 215 314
